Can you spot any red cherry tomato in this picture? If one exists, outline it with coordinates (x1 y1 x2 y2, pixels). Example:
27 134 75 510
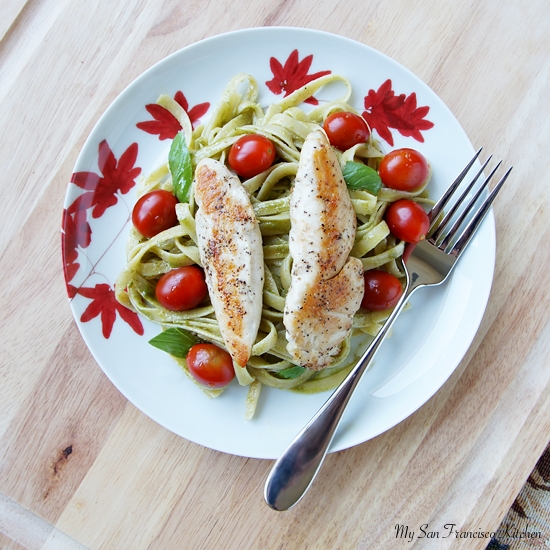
186 343 235 388
228 134 276 179
132 190 178 238
379 148 429 191
323 112 370 151
155 266 208 311
361 270 404 311
385 199 430 243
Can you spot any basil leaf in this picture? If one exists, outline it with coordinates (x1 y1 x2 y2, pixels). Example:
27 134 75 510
148 327 198 358
276 365 307 379
169 131 193 203
343 161 382 195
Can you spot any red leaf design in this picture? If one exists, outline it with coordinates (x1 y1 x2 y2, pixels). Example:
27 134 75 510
66 192 95 215
97 140 116 178
187 102 210 124
77 283 144 338
70 140 141 221
265 49 331 105
136 104 182 141
70 171 101 190
61 207 92 285
136 91 210 140
112 141 140 192
174 91 189 111
362 79 434 146
89 140 141 218
64 263 80 286
393 93 435 142
66 283 78 299
62 208 92 264
268 57 286 84
116 301 146 335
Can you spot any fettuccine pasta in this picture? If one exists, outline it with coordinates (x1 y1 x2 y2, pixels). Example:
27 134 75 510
115 73 430 418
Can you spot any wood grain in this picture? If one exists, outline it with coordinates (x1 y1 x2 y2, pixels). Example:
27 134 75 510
1 0 549 548
0 323 127 523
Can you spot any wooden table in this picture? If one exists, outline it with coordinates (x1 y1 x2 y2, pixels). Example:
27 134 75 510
1 1 549 548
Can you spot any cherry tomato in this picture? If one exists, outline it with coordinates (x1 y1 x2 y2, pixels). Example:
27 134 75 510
385 199 430 243
378 148 429 191
228 134 276 179
323 111 370 151
155 266 208 311
132 190 178 238
361 270 404 311
186 343 235 388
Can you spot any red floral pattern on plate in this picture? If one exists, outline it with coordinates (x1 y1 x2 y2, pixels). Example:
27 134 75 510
62 140 144 338
76 283 144 338
62 207 91 285
362 79 434 146
136 91 210 140
266 49 331 105
70 140 141 218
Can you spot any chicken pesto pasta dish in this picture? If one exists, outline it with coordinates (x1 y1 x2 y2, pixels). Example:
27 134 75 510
115 72 432 419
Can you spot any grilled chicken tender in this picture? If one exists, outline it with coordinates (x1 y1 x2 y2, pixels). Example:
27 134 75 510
194 158 264 368
284 129 364 370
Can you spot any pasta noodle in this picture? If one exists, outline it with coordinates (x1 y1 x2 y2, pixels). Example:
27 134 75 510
115 73 430 418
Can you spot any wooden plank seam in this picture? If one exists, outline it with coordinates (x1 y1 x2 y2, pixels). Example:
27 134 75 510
0 493 89 550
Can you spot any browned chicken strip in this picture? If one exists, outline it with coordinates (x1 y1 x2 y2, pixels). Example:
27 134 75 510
194 158 264 368
284 129 364 369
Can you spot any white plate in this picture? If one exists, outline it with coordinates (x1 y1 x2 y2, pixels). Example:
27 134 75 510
62 27 494 459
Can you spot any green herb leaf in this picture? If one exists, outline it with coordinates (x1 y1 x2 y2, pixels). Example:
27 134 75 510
276 365 307 379
343 161 382 195
169 131 193 203
148 327 198 358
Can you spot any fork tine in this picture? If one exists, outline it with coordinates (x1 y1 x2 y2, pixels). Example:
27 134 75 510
430 155 493 242
446 165 513 257
428 147 483 226
439 160 503 250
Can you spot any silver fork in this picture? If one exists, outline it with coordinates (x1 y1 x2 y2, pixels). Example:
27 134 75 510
264 148 513 511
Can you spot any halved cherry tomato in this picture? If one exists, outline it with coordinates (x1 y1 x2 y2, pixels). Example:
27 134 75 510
323 111 370 151
228 134 276 179
378 148 429 191
132 190 178 238
186 343 235 388
385 199 430 243
155 266 208 311
361 270 404 311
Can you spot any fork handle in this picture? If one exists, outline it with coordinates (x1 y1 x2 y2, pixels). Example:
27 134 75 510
264 286 412 511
